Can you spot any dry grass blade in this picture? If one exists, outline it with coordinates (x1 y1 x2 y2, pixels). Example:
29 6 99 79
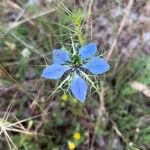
0 8 56 39
0 101 49 150
130 81 150 97
107 0 134 60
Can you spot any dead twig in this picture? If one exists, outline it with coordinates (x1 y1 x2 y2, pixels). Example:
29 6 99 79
107 0 134 60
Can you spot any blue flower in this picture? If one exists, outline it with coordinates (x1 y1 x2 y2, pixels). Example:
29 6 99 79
41 43 110 102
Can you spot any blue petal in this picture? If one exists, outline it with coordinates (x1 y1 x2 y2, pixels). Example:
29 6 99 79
79 43 97 60
70 75 87 102
53 49 70 64
41 64 70 79
83 57 110 74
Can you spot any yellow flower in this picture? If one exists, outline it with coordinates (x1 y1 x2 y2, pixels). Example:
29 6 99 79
73 132 81 140
61 93 68 101
68 141 76 150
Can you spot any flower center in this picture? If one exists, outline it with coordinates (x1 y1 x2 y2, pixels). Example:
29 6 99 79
70 54 82 68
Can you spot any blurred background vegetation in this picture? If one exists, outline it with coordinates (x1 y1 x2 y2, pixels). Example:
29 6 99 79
0 0 150 150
